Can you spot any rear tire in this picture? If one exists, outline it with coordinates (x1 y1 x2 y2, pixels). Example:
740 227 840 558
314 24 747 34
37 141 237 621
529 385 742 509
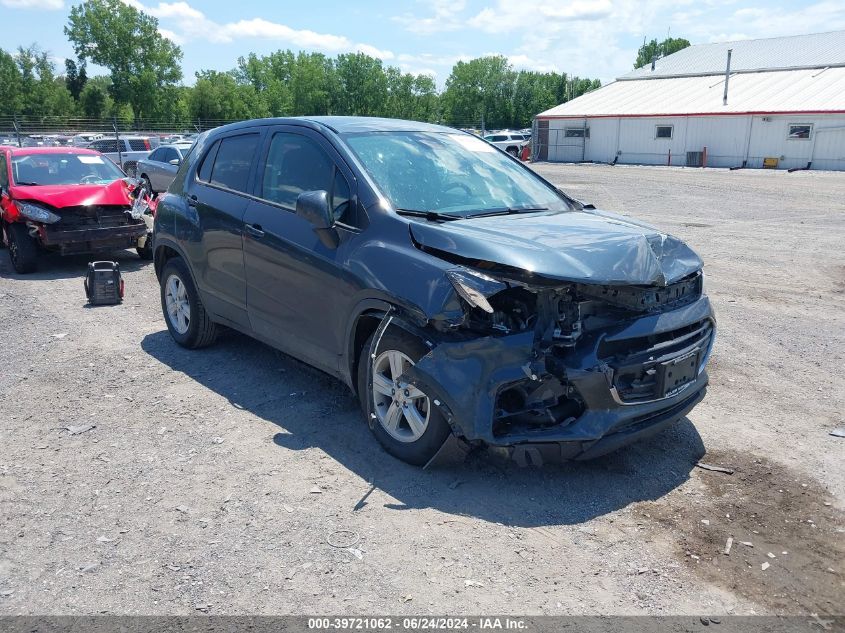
357 329 452 466
506 146 519 157
159 256 217 348
7 223 38 274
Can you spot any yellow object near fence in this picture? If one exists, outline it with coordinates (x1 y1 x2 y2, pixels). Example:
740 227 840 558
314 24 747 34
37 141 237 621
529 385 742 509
763 157 779 169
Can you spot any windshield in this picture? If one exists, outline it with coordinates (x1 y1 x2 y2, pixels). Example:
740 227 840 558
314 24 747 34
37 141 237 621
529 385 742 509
344 131 570 216
11 153 125 186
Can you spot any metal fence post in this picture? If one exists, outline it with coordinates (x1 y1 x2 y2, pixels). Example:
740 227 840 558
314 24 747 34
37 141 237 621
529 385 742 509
13 116 22 147
113 116 123 169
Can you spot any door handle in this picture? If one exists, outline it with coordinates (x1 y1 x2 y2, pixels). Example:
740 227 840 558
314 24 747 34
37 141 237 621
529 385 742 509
187 194 198 207
245 223 265 238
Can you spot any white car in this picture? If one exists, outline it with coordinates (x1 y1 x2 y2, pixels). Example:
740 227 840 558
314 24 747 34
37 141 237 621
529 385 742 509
483 131 529 156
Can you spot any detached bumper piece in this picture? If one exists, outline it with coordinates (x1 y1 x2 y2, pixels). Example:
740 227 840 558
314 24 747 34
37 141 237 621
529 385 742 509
43 205 146 254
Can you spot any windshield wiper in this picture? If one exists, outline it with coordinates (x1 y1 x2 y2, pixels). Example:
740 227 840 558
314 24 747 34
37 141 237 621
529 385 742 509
464 206 549 219
15 181 39 186
395 208 464 222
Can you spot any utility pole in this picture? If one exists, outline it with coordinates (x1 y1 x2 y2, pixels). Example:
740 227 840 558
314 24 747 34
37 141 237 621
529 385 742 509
13 116 22 147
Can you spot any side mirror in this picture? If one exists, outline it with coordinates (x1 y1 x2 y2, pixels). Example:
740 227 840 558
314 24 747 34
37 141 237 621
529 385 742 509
295 190 338 249
169 158 180 166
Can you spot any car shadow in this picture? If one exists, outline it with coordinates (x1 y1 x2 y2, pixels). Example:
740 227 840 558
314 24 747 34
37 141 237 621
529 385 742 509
140 329 705 528
0 248 151 281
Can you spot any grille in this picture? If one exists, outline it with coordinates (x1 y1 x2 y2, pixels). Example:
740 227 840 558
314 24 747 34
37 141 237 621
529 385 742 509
578 273 702 313
600 318 714 403
54 205 134 230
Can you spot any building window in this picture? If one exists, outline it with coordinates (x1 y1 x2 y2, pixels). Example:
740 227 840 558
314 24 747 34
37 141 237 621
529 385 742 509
788 124 812 140
564 127 589 138
655 125 673 139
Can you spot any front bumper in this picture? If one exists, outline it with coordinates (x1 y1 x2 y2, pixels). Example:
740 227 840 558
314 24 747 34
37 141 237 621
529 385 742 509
41 223 147 254
403 295 715 459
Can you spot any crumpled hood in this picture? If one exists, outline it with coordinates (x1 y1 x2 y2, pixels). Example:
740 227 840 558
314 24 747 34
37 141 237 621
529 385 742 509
409 208 703 286
11 179 131 209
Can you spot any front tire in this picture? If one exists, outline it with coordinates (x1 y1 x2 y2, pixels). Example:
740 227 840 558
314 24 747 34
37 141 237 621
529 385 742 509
7 223 38 274
357 329 452 466
159 257 218 348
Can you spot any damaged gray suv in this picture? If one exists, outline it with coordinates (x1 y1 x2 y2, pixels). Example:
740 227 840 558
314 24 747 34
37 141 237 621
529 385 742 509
153 117 715 466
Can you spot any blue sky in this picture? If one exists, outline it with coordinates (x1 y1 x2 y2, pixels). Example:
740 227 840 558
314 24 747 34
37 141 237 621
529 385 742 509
2 0 845 86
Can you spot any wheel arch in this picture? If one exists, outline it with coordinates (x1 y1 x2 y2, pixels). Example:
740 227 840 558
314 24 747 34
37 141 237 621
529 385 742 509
153 238 191 282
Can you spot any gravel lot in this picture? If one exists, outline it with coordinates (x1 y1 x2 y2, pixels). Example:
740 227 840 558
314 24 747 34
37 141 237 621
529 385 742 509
0 164 842 616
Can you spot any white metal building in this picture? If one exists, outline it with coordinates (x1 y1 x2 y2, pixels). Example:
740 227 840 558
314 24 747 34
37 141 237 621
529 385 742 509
535 31 845 170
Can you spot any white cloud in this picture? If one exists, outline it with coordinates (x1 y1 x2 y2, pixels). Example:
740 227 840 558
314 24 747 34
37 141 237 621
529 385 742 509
388 0 845 83
123 0 394 60
393 0 467 35
0 0 63 9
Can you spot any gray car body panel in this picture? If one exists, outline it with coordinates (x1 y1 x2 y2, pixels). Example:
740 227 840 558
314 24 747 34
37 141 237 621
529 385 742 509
153 116 716 459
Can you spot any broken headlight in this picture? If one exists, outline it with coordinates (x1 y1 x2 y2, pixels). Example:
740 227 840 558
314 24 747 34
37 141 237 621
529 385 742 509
446 268 506 314
16 201 60 224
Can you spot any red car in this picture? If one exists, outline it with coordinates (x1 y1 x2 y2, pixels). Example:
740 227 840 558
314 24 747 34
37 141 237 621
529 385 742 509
0 146 148 273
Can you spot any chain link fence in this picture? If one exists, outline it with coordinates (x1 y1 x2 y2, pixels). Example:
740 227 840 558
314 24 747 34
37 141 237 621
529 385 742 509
0 115 244 148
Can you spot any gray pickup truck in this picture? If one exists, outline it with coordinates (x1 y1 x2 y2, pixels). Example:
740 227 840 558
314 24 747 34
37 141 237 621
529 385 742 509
135 143 194 193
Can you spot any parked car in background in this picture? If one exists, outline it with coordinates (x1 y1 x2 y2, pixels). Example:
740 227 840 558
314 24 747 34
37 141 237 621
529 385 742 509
483 131 529 156
0 147 148 272
71 133 104 147
87 136 155 176
152 116 714 466
136 143 194 193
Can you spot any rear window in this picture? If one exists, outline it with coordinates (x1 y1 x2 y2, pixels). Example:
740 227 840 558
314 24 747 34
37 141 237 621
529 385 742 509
209 134 260 193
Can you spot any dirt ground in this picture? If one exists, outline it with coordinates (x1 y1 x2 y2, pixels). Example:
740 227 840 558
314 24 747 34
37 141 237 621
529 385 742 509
0 164 842 616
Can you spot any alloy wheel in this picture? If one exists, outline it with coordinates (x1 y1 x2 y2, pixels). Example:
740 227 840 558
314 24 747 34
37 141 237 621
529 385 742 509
164 273 191 334
371 349 431 443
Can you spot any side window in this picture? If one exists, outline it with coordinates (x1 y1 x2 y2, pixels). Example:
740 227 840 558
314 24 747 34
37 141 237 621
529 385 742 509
161 147 178 163
260 132 334 210
0 154 8 188
93 139 119 153
655 125 673 139
148 148 163 162
209 134 260 193
197 140 219 182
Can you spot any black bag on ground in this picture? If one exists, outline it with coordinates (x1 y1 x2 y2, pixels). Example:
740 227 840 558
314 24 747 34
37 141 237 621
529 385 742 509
84 261 124 305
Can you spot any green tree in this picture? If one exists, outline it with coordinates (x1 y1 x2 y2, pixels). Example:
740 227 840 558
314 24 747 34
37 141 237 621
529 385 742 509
512 71 566 128
64 58 87 100
65 0 183 123
635 37 691 69
331 53 388 116
79 75 112 118
289 52 334 116
384 68 439 121
236 50 292 115
441 56 516 129
188 70 267 122
14 45 76 118
0 49 23 116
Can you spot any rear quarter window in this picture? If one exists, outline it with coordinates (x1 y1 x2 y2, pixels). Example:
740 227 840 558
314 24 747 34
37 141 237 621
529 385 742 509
128 139 150 151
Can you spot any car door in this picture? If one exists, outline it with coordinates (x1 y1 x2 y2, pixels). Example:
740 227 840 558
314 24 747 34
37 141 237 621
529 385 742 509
181 131 262 329
143 147 163 188
153 147 179 192
242 125 357 374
